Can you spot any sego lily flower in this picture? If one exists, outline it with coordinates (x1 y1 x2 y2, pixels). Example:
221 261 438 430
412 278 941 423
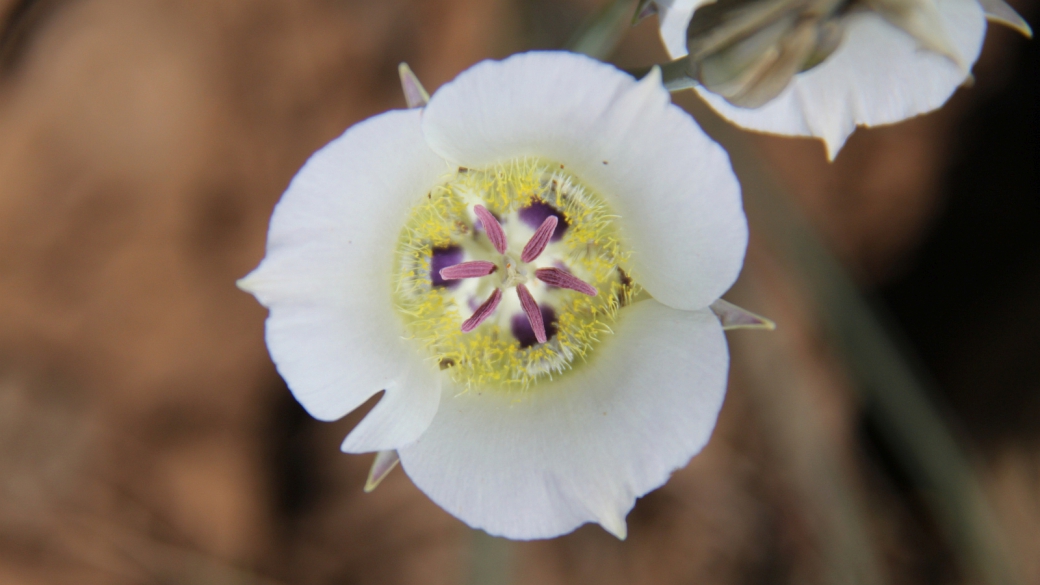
640 0 1031 159
238 51 753 540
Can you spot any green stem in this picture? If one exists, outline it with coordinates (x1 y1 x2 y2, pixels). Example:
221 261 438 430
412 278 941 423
682 94 1018 585
468 530 513 585
565 0 637 60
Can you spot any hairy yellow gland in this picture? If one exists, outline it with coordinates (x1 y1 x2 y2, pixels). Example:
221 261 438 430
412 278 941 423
391 158 639 392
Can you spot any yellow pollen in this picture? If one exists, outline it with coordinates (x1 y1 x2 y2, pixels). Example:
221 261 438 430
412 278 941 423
390 158 639 392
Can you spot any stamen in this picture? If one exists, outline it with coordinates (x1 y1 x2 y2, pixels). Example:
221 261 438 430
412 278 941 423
519 200 568 241
473 205 508 254
534 267 598 296
520 216 557 263
461 288 503 333
515 283 547 344
511 305 557 348
439 261 497 280
392 158 637 389
429 245 464 288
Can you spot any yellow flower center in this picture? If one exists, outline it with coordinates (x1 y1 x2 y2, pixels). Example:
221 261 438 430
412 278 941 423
391 158 639 392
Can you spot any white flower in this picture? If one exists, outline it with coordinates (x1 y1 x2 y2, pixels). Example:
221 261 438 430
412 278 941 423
238 51 749 540
648 0 1030 159
649 0 718 58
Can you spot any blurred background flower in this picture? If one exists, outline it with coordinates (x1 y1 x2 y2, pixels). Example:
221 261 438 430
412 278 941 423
0 0 1035 584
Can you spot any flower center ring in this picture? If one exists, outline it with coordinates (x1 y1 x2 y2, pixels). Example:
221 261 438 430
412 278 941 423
391 158 638 391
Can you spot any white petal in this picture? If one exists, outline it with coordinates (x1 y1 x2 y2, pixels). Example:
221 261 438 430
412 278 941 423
655 0 715 59
341 358 443 453
398 301 729 540
695 0 986 159
240 109 448 444
422 52 747 311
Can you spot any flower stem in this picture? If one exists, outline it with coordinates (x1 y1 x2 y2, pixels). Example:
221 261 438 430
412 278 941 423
683 94 1019 585
468 530 513 585
565 0 636 60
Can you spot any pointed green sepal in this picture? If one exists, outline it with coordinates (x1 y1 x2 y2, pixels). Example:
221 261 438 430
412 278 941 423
633 0 659 25
711 298 776 331
979 0 1032 37
364 449 401 492
398 63 430 109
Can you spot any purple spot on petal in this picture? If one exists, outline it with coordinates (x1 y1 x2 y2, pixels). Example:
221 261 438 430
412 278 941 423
430 245 463 288
519 200 568 241
511 305 558 348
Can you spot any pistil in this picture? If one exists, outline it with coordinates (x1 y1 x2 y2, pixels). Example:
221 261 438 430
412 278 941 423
391 158 636 389
501 259 527 288
450 205 600 344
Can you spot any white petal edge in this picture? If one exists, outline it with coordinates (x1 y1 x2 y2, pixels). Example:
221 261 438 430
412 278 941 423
422 51 748 311
694 0 986 159
341 358 444 453
656 0 717 59
398 300 729 540
239 109 448 448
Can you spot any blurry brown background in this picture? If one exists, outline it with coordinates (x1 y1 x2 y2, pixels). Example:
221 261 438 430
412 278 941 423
0 0 1035 583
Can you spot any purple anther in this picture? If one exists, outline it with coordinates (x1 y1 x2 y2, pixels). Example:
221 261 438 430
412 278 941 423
520 216 558 263
534 267 598 296
519 200 567 241
473 205 508 254
515 284 546 344
461 288 503 332
511 305 557 348
439 261 497 280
